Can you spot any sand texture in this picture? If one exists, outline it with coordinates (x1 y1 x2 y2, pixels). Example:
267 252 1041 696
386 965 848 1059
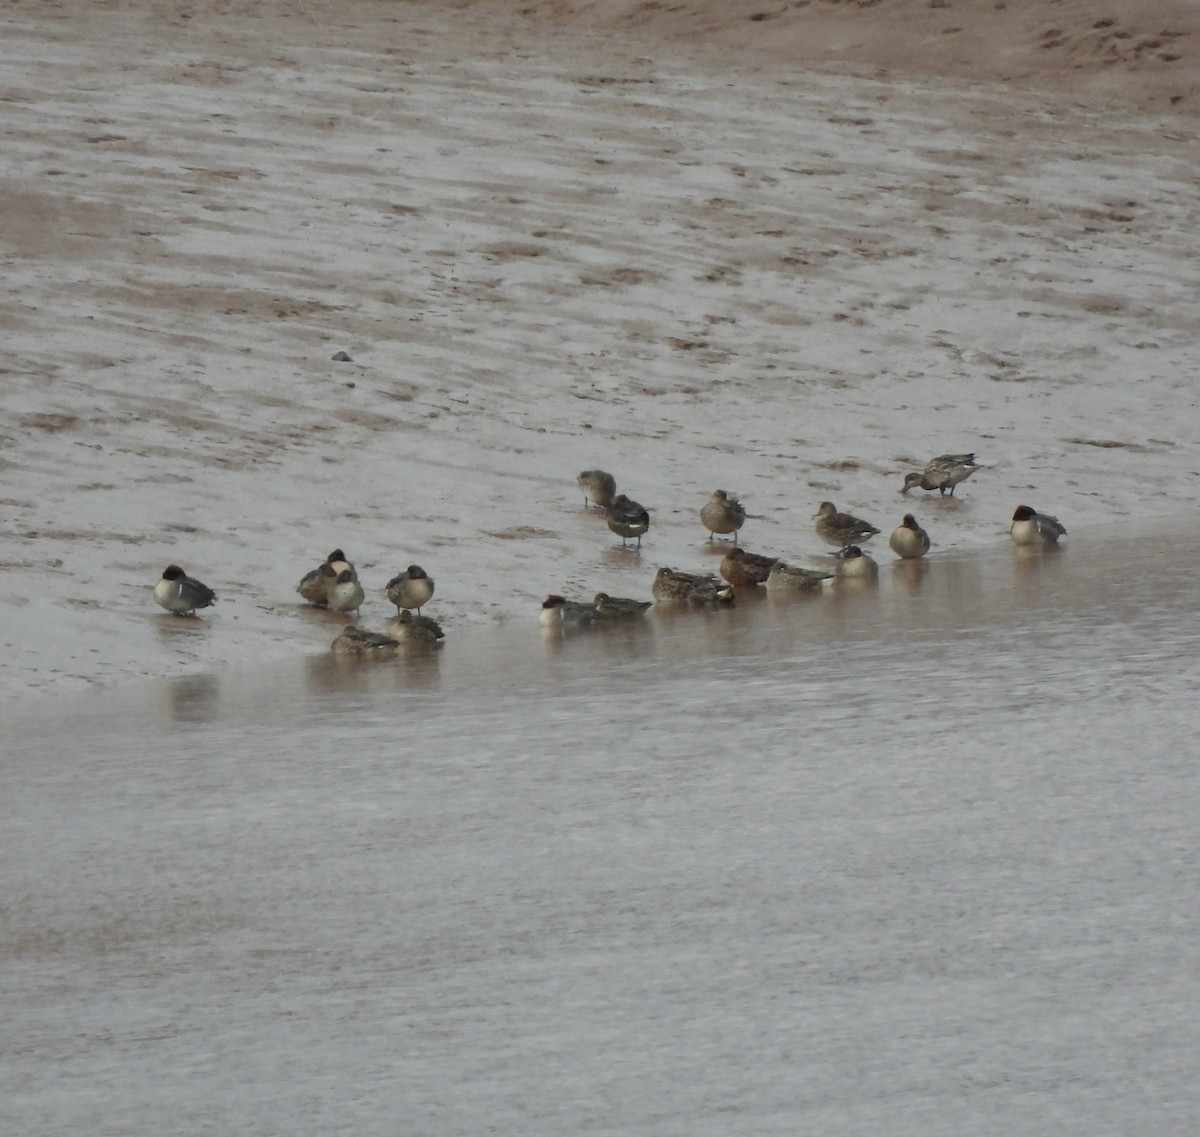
2 0 1199 699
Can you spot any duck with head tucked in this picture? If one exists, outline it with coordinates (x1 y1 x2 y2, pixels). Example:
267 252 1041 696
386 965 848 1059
606 494 650 548
764 562 833 592
836 545 879 581
1010 504 1067 546
814 502 880 552
889 514 931 559
385 564 434 614
297 548 354 607
651 567 735 604
327 568 365 615
700 489 746 544
900 453 980 497
719 546 777 587
577 469 617 509
387 609 445 644
155 564 217 616
330 626 401 657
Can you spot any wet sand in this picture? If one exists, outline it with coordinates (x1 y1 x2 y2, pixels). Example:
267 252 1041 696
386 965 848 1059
5 7 1199 1128
2 0 1199 703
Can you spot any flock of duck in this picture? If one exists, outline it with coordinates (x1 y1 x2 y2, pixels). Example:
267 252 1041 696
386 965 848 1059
152 452 1068 656
154 554 445 659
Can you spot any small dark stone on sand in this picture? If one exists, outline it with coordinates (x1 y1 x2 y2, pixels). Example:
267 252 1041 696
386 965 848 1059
331 350 352 362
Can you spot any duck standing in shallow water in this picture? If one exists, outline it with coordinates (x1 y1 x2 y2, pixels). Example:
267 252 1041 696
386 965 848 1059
651 567 735 604
900 453 980 496
327 568 365 615
889 514 931 559
815 502 880 552
330 627 401 657
578 469 617 509
764 562 832 592
719 546 777 587
836 546 879 580
1010 505 1067 546
155 565 217 616
700 489 746 543
540 594 598 627
387 609 445 644
297 548 354 607
384 564 434 614
592 592 652 619
607 494 650 548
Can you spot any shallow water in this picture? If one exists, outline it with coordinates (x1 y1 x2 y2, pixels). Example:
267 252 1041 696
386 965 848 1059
4 521 1199 1136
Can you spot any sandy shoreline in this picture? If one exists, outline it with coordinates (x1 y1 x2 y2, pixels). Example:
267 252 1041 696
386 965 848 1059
436 0 1200 113
2 0 1199 702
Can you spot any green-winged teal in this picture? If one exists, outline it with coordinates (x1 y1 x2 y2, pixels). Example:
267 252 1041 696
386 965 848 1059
888 514 931 559
607 494 650 547
154 564 216 616
578 469 617 509
700 489 746 543
651 567 735 604
900 453 979 496
384 564 434 614
815 501 880 551
1010 504 1067 546
387 609 444 644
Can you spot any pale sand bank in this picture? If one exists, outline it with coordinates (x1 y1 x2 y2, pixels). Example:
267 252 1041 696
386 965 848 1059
2 0 1198 700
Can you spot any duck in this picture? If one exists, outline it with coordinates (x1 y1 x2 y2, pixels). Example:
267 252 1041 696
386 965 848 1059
330 626 401 657
836 545 879 580
1010 504 1067 546
888 514 931 559
327 568 365 615
577 469 617 509
764 561 833 592
814 501 880 551
606 494 650 547
387 609 445 644
592 592 652 619
651 567 735 604
297 548 354 607
297 561 338 607
900 453 980 496
384 564 434 614
719 546 777 587
700 489 746 543
154 564 217 616
540 594 598 627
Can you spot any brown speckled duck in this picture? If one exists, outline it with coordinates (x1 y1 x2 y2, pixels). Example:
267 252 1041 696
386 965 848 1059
764 562 833 592
815 502 880 551
330 626 401 657
719 546 777 587
578 469 617 509
387 609 444 644
700 489 746 543
900 453 980 496
651 567 735 604
297 548 354 607
592 592 652 619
